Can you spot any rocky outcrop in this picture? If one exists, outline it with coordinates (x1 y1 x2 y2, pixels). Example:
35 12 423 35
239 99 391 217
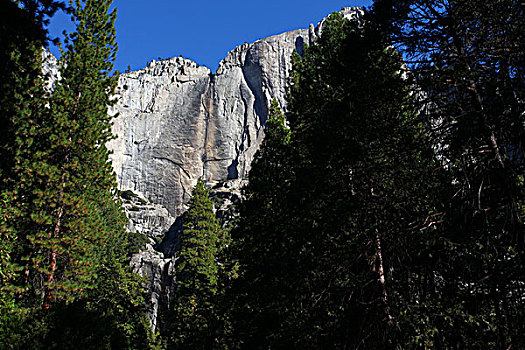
109 8 363 219
42 50 60 91
108 58 212 217
121 190 176 242
110 7 364 332
130 245 171 333
108 28 312 217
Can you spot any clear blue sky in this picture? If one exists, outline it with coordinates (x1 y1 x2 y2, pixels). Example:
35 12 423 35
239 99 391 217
48 0 373 73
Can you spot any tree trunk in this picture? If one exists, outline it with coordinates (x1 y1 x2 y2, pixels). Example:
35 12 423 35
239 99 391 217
376 229 393 326
43 173 66 309
43 205 63 310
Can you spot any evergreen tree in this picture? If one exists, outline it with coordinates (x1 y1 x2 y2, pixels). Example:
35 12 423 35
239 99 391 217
1 0 160 347
170 178 233 348
225 98 294 347
0 0 65 342
285 12 447 348
1 1 41 182
0 192 21 346
4 0 122 309
371 0 525 347
227 12 446 348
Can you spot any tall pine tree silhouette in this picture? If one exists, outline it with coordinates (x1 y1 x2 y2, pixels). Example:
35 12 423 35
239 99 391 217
371 1 525 347
226 12 446 348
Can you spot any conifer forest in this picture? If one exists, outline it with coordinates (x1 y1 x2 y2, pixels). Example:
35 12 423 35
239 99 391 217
0 0 524 349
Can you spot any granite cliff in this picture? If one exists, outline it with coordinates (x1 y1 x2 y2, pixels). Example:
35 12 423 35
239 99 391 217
107 7 364 331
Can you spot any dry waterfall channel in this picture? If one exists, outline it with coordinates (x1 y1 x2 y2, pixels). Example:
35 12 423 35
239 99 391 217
105 7 363 332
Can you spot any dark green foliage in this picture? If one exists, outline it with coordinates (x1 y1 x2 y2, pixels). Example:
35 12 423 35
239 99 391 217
1 0 158 348
370 0 525 347
3 0 124 308
0 1 64 342
221 3 524 347
225 12 447 349
0 1 44 183
169 179 235 348
224 98 295 348
127 231 150 256
286 12 447 348
2 203 161 348
2 299 159 350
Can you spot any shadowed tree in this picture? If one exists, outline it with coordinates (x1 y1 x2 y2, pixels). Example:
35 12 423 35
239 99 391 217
170 178 234 348
370 0 525 347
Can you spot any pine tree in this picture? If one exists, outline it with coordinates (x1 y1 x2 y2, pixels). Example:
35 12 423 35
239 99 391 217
1 1 40 182
287 12 447 347
371 0 525 346
0 0 64 340
170 178 232 348
225 98 294 347
1 1 159 347
226 11 447 348
3 0 123 308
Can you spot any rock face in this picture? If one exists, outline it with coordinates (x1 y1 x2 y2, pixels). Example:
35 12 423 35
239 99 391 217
109 7 364 332
42 50 60 91
110 7 363 217
108 32 312 218
108 58 212 217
